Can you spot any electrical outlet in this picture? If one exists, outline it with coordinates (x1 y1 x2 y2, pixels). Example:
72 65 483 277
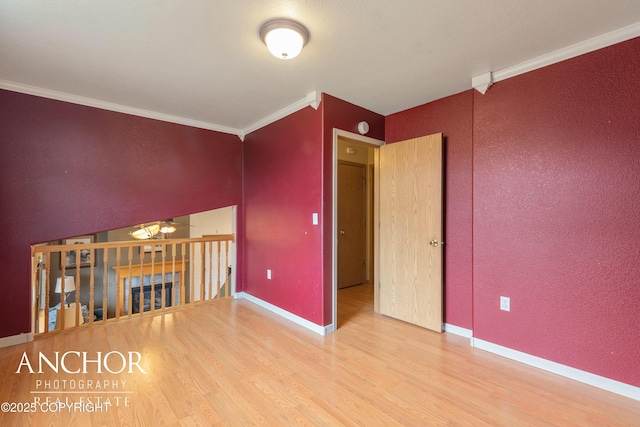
500 296 510 312
266 269 272 280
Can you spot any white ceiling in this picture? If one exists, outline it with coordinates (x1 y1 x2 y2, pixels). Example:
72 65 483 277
1 1 640 137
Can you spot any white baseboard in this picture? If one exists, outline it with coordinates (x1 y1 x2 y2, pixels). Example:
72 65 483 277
235 292 330 336
0 332 34 348
230 295 639 401
472 338 640 402
444 323 473 338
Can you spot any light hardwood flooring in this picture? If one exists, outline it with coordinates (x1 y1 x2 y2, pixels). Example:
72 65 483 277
0 283 638 426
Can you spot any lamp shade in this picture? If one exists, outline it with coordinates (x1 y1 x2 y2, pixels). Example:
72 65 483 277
55 276 76 294
260 19 309 60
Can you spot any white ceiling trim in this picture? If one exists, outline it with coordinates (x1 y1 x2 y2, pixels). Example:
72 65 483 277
0 79 243 138
2 18 638 138
239 91 321 141
473 21 640 93
471 72 493 95
0 79 322 142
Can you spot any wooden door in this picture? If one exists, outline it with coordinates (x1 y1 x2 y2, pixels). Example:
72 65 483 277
379 133 443 332
338 162 367 289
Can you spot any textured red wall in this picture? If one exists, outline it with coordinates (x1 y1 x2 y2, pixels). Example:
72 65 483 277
321 94 385 322
385 91 474 330
0 90 243 338
243 94 384 326
243 106 325 323
473 37 640 386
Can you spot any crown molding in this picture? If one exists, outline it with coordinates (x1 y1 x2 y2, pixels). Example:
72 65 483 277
0 79 321 142
305 90 321 109
474 21 640 92
0 79 243 138
471 72 493 94
239 90 321 140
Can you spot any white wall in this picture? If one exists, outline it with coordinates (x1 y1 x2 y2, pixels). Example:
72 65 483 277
190 206 236 299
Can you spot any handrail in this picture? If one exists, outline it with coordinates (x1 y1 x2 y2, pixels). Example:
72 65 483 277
31 234 235 336
32 234 236 254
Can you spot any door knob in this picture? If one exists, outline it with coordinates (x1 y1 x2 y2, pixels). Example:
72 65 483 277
340 230 346 235
429 239 439 247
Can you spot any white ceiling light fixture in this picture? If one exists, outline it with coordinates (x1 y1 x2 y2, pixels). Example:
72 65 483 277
129 220 183 240
260 18 309 60
130 223 160 240
159 223 176 234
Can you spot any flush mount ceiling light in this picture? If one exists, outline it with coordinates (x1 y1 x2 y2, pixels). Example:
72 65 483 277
159 223 176 234
260 18 309 60
130 223 160 240
130 220 182 240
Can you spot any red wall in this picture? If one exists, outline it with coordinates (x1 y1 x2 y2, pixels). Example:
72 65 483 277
321 94 385 322
243 106 325 323
386 37 640 387
0 90 243 338
4 33 637 388
473 37 640 386
385 91 474 329
243 94 384 325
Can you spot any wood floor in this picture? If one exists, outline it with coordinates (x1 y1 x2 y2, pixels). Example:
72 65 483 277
1 283 638 426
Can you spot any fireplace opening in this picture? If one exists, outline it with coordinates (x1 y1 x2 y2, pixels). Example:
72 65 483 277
131 282 173 313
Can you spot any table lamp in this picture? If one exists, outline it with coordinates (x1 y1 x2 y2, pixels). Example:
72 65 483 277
55 276 76 307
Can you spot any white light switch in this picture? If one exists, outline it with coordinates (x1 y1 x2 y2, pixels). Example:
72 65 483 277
266 269 272 280
312 213 318 225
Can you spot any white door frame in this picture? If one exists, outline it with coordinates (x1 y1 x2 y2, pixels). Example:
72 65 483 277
331 129 385 331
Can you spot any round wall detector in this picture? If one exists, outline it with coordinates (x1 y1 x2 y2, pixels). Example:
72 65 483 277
357 121 369 135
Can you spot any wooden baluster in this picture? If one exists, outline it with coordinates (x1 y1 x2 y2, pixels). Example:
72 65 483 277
200 241 205 302
150 245 155 313
224 240 232 297
216 241 221 300
31 248 37 334
60 251 67 329
102 248 108 321
213 240 217 297
32 237 239 335
89 248 95 324
171 243 177 307
115 246 121 320
190 242 195 303
161 243 166 310
127 246 133 317
222 239 226 298
181 242 187 305
44 252 51 333
206 241 217 300
205 240 210 300
32 249 40 334
138 248 144 315
74 252 81 327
